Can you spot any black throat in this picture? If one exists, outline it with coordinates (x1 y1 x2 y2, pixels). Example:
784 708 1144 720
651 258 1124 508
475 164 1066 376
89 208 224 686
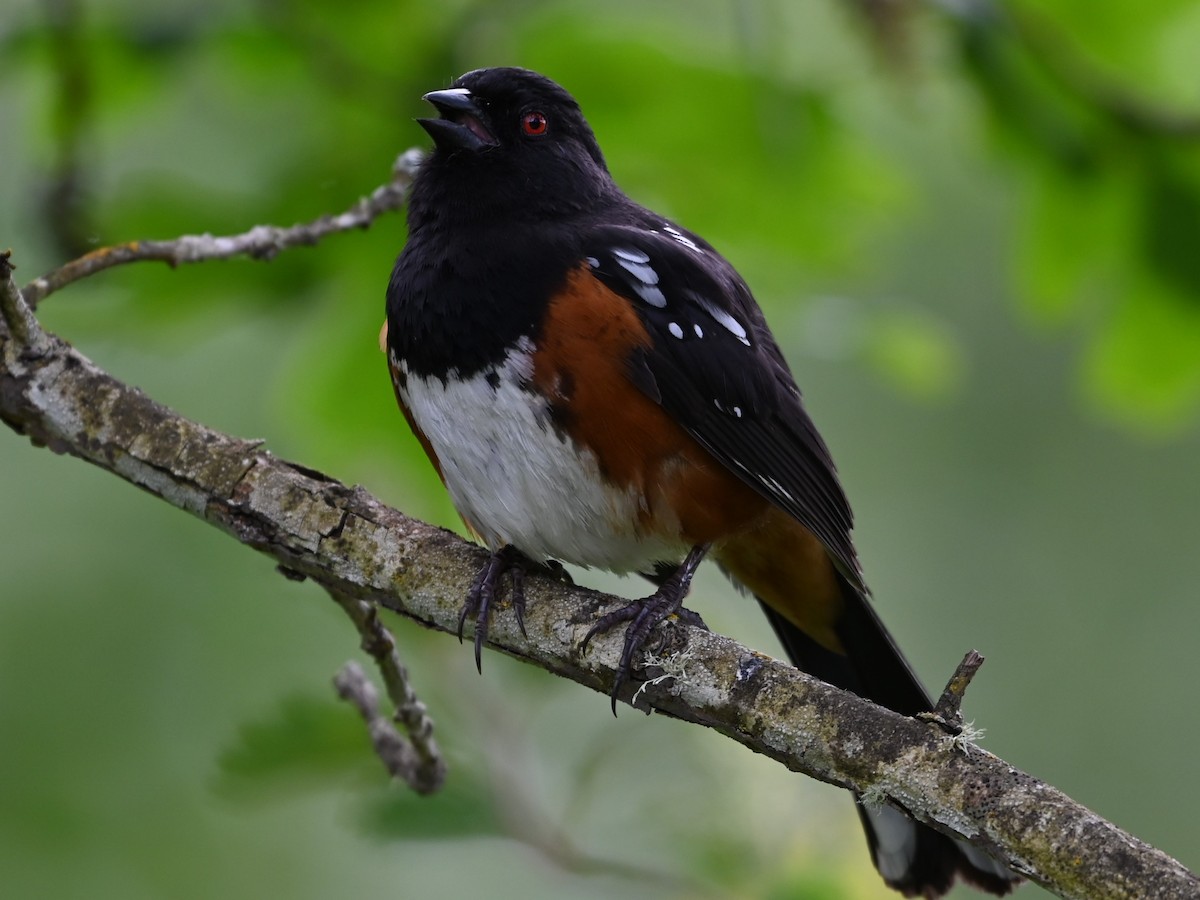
386 153 620 380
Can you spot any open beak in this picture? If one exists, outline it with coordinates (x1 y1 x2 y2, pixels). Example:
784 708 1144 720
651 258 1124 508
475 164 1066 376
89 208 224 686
418 88 498 152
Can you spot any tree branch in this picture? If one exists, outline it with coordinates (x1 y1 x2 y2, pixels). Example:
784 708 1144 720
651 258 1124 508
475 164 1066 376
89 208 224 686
1 251 51 354
328 588 446 794
2 178 1197 900
918 649 987 735
20 149 423 309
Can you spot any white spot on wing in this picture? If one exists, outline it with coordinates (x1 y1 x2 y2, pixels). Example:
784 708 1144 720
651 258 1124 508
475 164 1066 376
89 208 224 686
615 256 659 286
693 324 704 338
585 256 599 268
758 474 796 503
668 322 684 339
609 246 671 308
663 224 702 253
713 309 749 345
687 291 751 346
612 246 650 264
635 284 667 308
612 249 667 308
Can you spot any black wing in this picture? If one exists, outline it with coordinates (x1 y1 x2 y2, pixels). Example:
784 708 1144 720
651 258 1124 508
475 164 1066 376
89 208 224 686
582 217 865 591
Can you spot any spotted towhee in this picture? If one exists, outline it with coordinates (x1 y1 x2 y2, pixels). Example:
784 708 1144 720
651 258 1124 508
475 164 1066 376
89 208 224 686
383 67 1018 898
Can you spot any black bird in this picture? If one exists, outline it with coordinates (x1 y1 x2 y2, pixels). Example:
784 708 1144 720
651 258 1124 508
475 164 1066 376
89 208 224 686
384 66 1018 898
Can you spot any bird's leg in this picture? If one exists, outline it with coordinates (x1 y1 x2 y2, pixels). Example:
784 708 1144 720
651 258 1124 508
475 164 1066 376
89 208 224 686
581 544 710 714
458 545 533 672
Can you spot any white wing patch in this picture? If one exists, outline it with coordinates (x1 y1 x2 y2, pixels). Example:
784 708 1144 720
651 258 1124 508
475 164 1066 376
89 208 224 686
634 284 667 308
612 246 667 308
758 474 794 502
612 246 650 264
702 301 750 346
663 224 702 253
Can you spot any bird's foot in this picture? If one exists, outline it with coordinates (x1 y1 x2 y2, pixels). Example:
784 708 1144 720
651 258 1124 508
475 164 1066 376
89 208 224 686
581 544 710 714
459 545 535 672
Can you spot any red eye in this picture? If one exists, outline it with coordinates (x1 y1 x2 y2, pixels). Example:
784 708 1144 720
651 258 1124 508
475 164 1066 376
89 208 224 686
521 111 548 137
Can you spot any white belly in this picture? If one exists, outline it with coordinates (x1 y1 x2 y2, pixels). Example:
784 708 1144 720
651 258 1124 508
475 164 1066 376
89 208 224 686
392 338 685 572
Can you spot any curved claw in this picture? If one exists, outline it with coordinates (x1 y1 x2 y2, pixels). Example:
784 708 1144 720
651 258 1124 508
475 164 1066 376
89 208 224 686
580 602 641 654
472 580 494 673
510 565 528 638
581 544 710 715
457 604 471 644
458 546 531 672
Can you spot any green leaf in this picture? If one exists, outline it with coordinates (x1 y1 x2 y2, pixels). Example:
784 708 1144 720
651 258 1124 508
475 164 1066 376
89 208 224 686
216 693 375 789
1141 154 1200 302
1017 163 1136 326
1083 278 1200 431
864 306 966 402
357 773 501 841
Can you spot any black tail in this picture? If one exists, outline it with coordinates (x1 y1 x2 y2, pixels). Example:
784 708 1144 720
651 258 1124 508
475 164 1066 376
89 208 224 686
758 578 1019 898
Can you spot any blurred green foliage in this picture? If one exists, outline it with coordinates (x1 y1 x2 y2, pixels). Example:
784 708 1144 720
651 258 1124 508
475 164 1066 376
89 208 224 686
3 1 1199 899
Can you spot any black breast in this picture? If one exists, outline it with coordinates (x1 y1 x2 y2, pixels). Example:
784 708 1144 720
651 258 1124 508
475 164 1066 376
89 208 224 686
386 223 578 380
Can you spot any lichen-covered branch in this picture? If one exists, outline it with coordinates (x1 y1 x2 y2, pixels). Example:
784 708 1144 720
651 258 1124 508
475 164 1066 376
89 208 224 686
2 210 1197 899
1 251 51 354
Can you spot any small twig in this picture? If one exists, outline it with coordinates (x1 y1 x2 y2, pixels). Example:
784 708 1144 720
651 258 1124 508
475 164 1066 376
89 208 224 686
327 587 446 795
1 251 51 355
920 649 986 734
333 661 426 784
21 149 424 309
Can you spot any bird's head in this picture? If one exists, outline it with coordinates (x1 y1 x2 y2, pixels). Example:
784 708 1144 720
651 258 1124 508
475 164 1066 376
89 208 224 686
411 67 618 224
